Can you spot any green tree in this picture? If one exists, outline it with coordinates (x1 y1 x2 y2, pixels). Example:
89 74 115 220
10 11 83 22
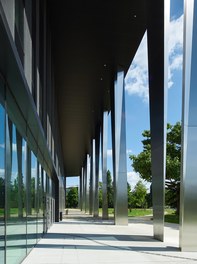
107 170 114 208
66 187 78 208
127 182 133 211
131 180 147 208
0 177 5 208
99 171 114 208
13 174 25 217
130 122 181 212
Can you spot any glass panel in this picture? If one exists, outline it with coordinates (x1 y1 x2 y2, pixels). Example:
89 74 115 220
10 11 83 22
6 124 27 264
15 0 24 45
42 171 47 233
27 151 37 252
0 105 5 264
46 175 51 230
37 164 43 239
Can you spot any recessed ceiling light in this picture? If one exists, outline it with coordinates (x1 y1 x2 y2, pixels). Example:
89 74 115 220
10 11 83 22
134 15 137 18
100 77 103 81
104 64 107 67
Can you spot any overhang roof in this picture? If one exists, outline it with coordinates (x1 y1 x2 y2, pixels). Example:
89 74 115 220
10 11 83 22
50 0 147 176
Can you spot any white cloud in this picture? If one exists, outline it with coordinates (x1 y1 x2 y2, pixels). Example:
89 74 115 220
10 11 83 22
0 143 25 152
168 15 183 56
99 169 102 181
0 143 18 151
125 14 183 101
107 149 132 157
31 167 37 177
127 171 140 188
12 143 17 152
0 168 5 177
168 15 183 88
125 32 149 102
107 149 112 157
127 171 150 191
127 149 132 155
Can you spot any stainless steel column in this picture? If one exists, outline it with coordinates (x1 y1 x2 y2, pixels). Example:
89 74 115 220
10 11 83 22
180 0 197 251
147 0 169 241
101 112 108 219
93 129 100 217
83 162 86 212
82 167 86 211
79 174 82 210
111 70 128 225
80 167 84 211
85 154 90 213
90 139 96 216
84 160 87 213
89 152 93 215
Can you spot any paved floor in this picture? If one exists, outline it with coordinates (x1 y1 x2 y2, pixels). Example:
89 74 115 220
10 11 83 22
22 209 197 264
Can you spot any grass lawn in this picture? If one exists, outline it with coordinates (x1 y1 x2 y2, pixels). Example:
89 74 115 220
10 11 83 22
128 208 152 217
99 208 153 217
99 208 179 224
165 213 179 224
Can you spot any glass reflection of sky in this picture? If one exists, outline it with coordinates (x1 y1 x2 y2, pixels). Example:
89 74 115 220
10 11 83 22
11 125 18 184
31 151 37 178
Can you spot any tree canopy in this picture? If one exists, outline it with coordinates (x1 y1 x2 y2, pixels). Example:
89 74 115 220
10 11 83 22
130 122 181 212
66 187 78 208
128 180 147 209
99 170 114 208
107 170 114 208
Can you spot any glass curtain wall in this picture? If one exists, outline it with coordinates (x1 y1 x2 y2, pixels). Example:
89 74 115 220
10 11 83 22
6 122 26 264
42 170 47 233
0 104 5 264
27 151 37 253
37 164 43 239
0 101 55 263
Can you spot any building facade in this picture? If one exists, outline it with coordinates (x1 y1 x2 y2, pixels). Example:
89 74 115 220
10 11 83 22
0 1 65 263
1 0 197 263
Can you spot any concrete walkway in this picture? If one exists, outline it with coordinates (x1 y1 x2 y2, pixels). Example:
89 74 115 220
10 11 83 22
22 209 197 264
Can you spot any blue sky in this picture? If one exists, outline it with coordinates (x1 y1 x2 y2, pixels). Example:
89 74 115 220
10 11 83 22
124 0 183 189
67 0 184 190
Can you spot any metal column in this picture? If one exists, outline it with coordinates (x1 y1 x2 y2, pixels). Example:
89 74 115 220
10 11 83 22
85 154 90 213
91 139 96 216
89 154 93 214
101 112 108 219
82 167 86 211
78 175 80 210
111 70 128 225
93 128 100 217
180 0 197 251
147 0 169 241
80 168 83 211
84 161 87 213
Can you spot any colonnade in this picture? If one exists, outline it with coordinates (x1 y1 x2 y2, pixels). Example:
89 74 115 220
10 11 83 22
79 0 197 251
